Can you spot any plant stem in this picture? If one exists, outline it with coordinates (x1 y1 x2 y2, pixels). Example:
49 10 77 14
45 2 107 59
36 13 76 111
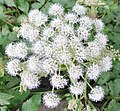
1 19 14 27
4 10 17 14
79 62 88 68
81 75 93 90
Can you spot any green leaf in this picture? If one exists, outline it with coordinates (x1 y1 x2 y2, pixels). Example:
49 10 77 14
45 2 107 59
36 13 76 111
97 72 111 85
31 2 42 9
108 79 120 97
0 106 8 111
16 0 29 13
8 32 18 41
0 6 6 20
37 0 45 5
22 95 41 111
8 89 30 108
52 0 76 8
0 36 10 48
0 92 14 100
41 2 52 14
0 92 13 105
0 99 10 105
5 0 16 7
2 25 10 36
106 99 120 111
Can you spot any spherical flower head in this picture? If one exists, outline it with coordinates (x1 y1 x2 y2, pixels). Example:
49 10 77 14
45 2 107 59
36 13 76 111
44 44 54 58
50 18 63 29
60 24 74 37
99 56 112 72
88 86 105 102
53 35 68 49
68 64 83 80
28 9 48 27
6 59 22 76
74 44 87 62
86 41 101 58
50 74 67 89
72 4 86 16
79 16 93 30
69 81 85 96
42 58 58 74
5 43 16 58
69 36 81 48
53 49 72 65
27 56 42 72
87 63 101 80
21 70 40 89
77 27 90 41
15 42 28 59
94 19 104 32
42 27 55 40
65 13 78 24
32 41 45 57
19 23 39 42
49 3 64 16
94 33 108 50
43 92 60 109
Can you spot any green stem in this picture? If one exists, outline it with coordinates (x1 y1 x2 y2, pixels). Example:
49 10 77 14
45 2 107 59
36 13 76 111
79 62 88 68
0 19 14 27
84 73 87 107
81 75 93 90
4 10 17 14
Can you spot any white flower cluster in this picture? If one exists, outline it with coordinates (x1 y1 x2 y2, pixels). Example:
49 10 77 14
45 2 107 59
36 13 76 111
5 2 113 109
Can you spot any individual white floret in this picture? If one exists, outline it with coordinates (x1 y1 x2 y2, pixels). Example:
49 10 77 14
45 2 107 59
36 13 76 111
68 64 83 80
87 63 101 80
53 49 72 64
50 18 63 29
28 9 48 27
94 19 104 32
50 74 67 89
6 59 22 76
15 42 28 59
77 27 90 40
32 41 45 57
99 56 112 72
72 4 86 16
69 81 85 96
49 3 64 16
19 23 39 42
42 27 55 40
5 43 16 58
42 58 58 74
79 16 93 30
27 56 42 72
94 33 108 50
88 86 105 102
86 42 101 58
65 13 78 24
60 24 74 37
21 70 40 89
43 92 60 109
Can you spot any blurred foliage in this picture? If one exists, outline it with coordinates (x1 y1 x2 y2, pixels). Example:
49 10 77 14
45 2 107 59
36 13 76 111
0 0 120 110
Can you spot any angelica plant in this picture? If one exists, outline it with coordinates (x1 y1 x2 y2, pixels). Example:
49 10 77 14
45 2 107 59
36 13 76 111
5 1 119 110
